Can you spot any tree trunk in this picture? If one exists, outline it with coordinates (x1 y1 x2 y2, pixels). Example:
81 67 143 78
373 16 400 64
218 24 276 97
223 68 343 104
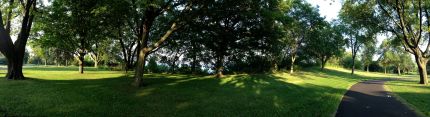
215 55 224 78
290 55 296 73
351 54 356 75
0 0 35 80
366 65 369 72
5 58 24 80
191 52 197 74
320 56 328 70
397 66 401 76
118 26 130 72
271 62 278 73
94 61 98 68
384 67 387 74
133 48 148 87
414 54 428 85
44 59 47 66
78 53 84 74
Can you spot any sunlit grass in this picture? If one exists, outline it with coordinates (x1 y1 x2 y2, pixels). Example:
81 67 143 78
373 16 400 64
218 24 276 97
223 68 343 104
0 66 426 116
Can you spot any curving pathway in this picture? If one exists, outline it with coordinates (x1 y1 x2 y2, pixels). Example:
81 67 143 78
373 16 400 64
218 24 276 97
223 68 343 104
335 80 421 117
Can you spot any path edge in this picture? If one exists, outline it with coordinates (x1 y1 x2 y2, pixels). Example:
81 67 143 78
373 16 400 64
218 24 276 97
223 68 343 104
383 84 427 117
330 82 357 117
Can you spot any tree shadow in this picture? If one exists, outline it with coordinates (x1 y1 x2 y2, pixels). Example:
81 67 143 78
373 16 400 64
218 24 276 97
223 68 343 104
22 66 111 71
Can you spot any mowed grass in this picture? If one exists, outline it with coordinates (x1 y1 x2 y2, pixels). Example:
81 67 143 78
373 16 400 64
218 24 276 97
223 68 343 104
0 66 420 116
384 75 430 116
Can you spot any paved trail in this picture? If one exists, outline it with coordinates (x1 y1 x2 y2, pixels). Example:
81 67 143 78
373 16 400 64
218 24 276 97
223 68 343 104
335 80 421 117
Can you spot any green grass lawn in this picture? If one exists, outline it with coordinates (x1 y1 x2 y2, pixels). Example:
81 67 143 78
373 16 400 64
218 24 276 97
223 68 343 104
0 66 426 116
384 76 430 116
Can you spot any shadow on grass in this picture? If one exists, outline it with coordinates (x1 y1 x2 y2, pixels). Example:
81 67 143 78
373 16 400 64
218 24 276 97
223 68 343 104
391 92 430 117
0 72 351 117
22 66 112 71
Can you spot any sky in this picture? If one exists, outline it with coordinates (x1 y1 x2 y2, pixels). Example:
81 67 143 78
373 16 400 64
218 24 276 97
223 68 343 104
307 0 342 22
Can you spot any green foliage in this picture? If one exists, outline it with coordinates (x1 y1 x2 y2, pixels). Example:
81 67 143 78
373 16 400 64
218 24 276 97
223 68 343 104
147 56 160 73
341 53 363 70
378 39 415 74
361 42 376 67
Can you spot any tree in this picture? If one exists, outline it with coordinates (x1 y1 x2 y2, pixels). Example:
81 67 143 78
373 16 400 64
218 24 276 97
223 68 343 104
339 0 380 74
284 0 324 73
131 0 203 86
378 39 392 74
377 0 430 85
0 0 37 80
34 0 114 74
306 22 345 70
361 42 376 72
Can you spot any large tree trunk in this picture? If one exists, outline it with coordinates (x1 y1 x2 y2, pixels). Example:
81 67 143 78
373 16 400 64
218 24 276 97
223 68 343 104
215 54 224 78
5 58 24 80
290 55 296 73
414 53 428 85
133 48 148 87
0 0 35 80
78 53 84 74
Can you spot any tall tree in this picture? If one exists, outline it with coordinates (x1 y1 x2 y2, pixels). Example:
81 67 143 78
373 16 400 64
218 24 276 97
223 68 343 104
34 0 113 74
306 22 345 70
377 0 430 85
361 42 376 72
285 0 323 73
339 0 380 74
131 0 202 86
0 0 37 79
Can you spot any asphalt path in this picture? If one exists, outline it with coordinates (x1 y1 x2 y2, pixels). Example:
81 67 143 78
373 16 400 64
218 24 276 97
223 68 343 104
335 80 421 117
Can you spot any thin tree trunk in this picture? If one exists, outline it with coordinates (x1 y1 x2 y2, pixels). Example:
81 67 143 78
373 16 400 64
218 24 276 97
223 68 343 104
118 26 129 72
191 51 197 74
290 55 296 73
384 67 387 74
351 54 356 75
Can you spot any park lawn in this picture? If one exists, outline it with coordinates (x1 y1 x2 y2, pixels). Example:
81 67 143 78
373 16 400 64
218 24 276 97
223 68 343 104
0 66 402 116
385 76 430 117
